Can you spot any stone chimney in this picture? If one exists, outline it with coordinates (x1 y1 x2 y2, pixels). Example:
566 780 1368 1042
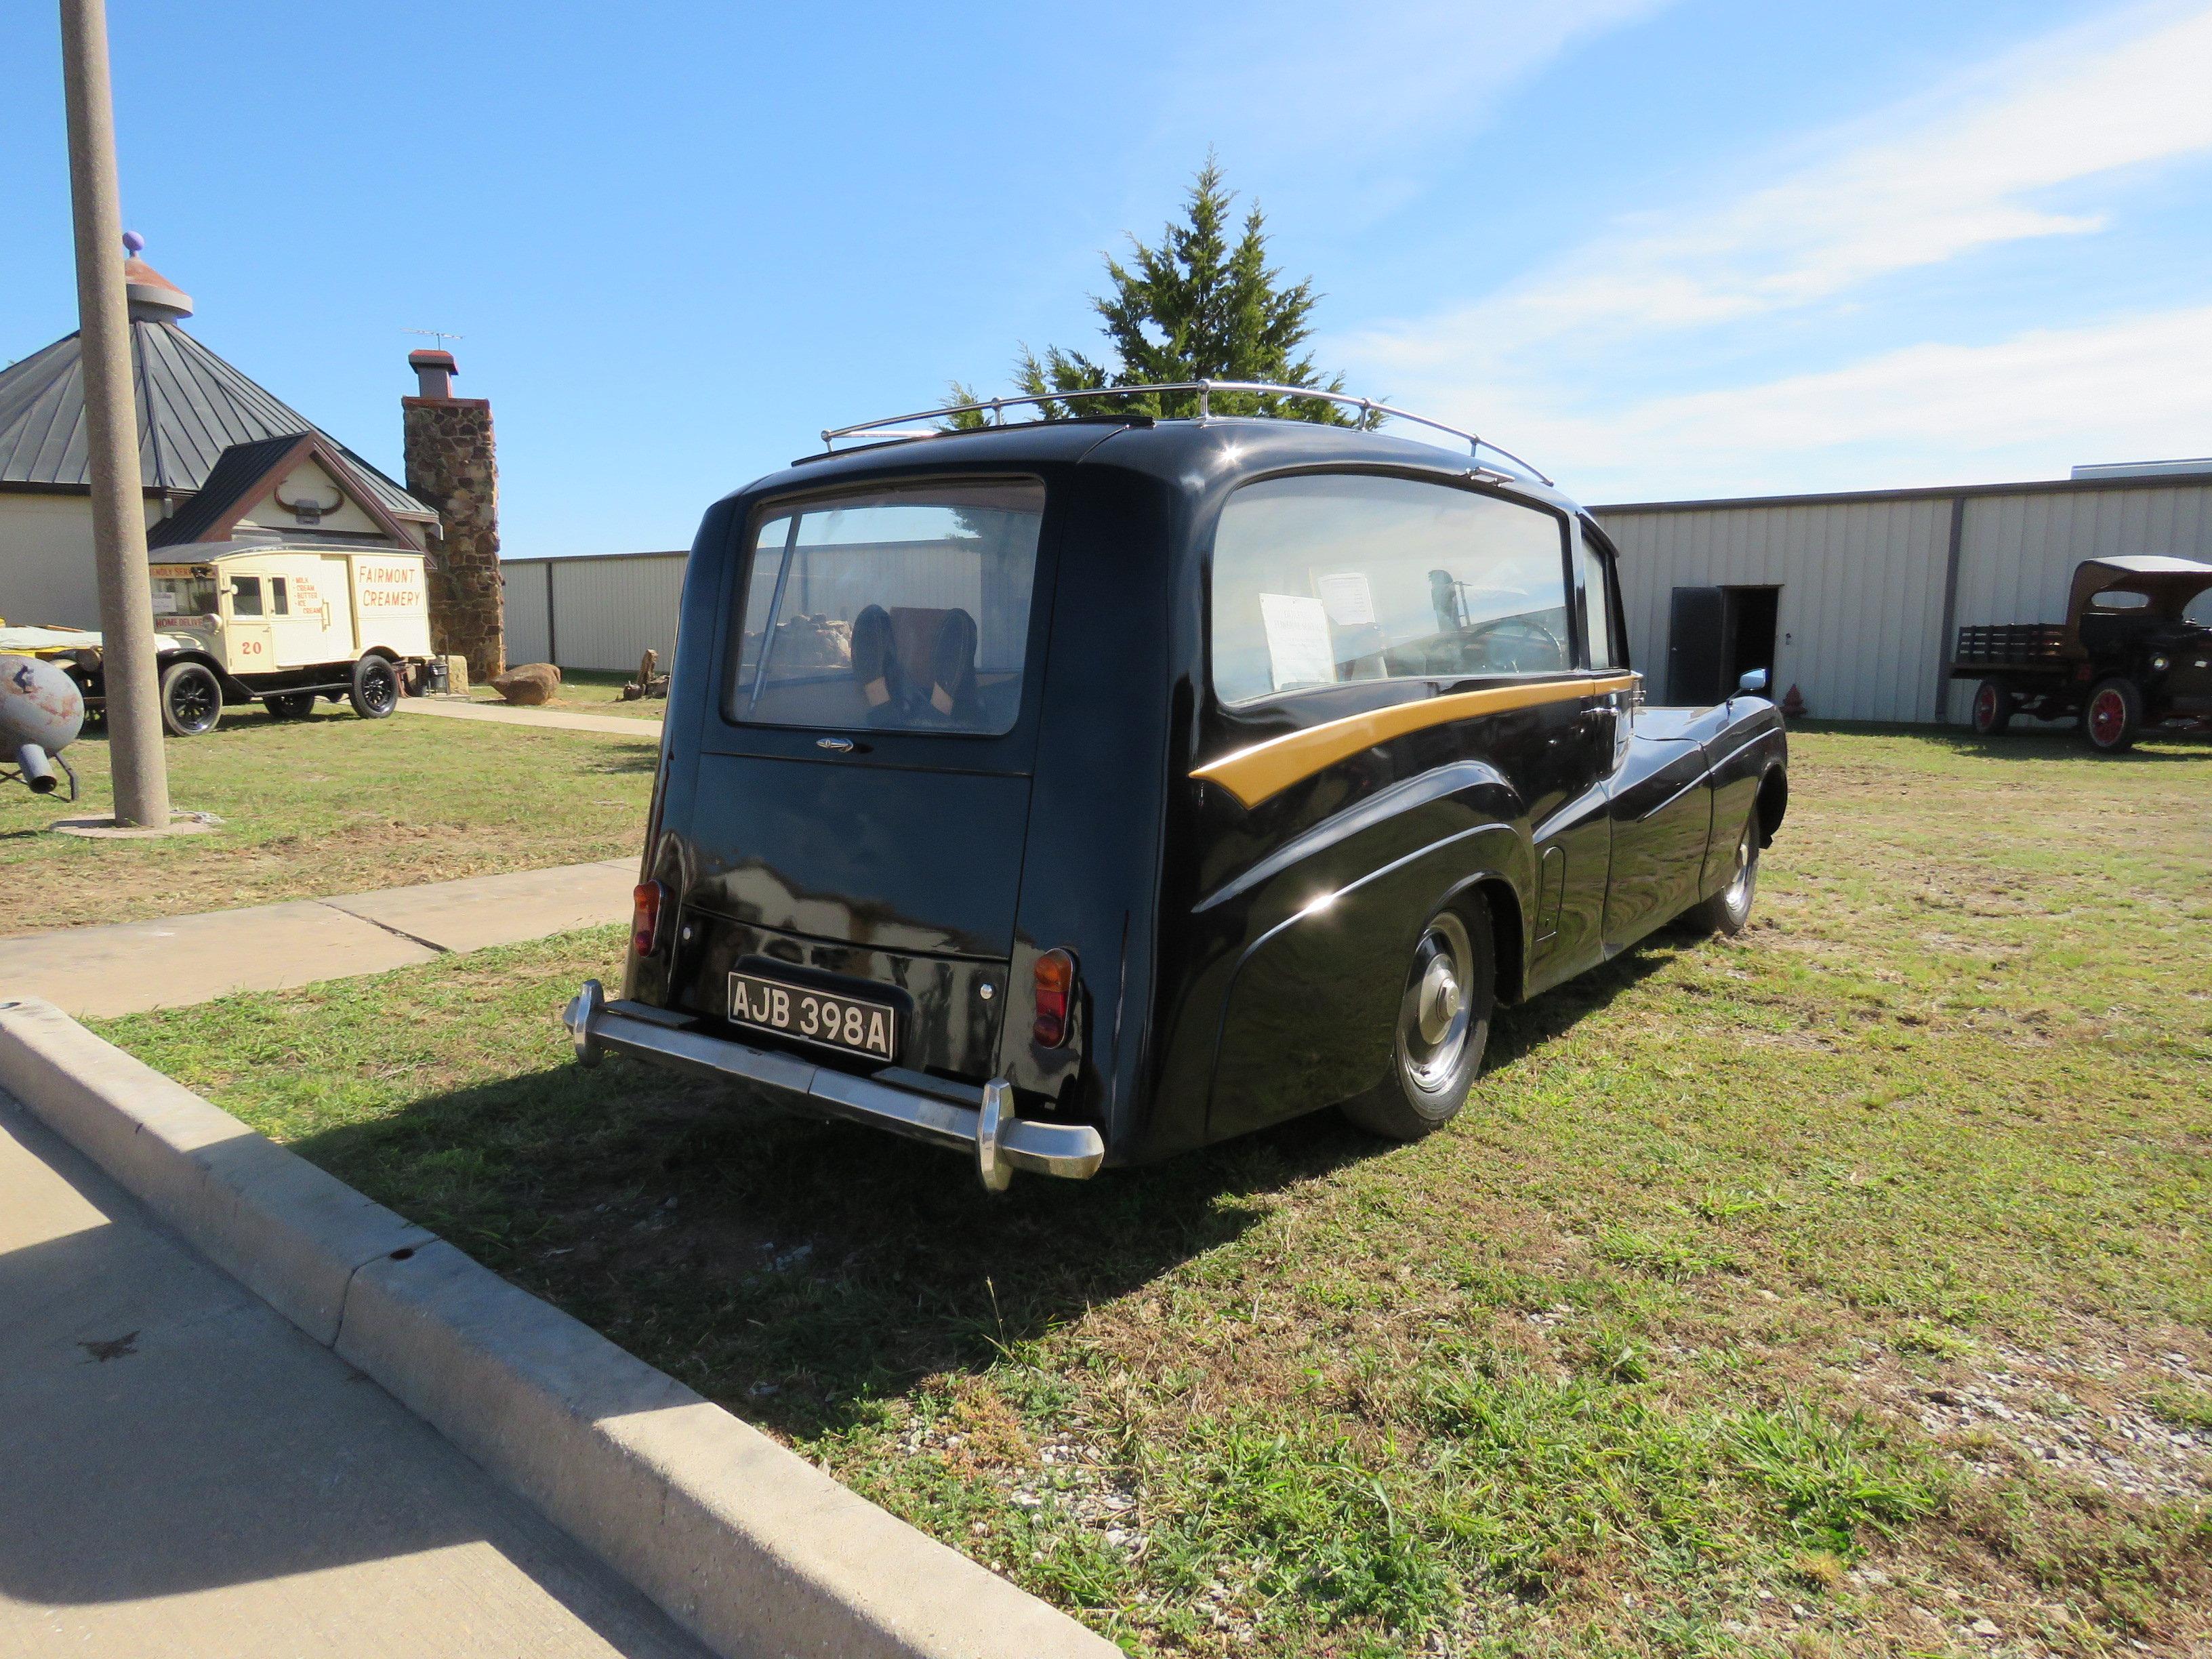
403 348 504 680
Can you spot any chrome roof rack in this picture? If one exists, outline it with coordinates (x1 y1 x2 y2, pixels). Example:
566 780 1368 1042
819 380 1553 487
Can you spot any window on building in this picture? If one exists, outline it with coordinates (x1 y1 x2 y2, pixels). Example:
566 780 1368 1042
229 575 264 617
1210 473 1572 705
726 479 1045 735
268 576 290 617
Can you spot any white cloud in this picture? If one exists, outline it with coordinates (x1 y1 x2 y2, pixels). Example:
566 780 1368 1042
1510 305 2212 500
1349 2 2212 359
1335 2 2212 497
1148 0 1673 186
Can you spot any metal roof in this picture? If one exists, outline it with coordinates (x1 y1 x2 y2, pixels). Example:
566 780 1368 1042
0 319 434 527
2081 554 2212 577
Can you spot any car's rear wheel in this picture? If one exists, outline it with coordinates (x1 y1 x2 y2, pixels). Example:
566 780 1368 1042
1687 813 1760 935
349 654 400 720
263 692 317 721
159 661 223 737
2083 677 2141 754
1971 678 2013 735
1341 905 1494 1141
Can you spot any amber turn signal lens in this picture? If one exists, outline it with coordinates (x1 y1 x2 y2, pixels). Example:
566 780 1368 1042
632 881 667 958
1032 948 1076 1047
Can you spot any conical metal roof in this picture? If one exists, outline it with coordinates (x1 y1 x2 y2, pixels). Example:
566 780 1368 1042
0 316 434 529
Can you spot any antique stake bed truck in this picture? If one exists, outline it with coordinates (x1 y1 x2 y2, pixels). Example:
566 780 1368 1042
1954 554 2212 752
565 384 1789 1189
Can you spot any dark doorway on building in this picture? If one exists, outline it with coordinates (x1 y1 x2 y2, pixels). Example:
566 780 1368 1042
1667 584 1782 705
1721 586 1780 691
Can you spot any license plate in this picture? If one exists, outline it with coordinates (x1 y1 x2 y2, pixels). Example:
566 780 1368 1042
728 970 898 1062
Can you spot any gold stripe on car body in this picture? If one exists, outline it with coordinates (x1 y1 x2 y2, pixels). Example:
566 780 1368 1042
1195 673 1640 809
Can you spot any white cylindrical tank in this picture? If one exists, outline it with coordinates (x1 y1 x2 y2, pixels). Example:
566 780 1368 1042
1 655 86 755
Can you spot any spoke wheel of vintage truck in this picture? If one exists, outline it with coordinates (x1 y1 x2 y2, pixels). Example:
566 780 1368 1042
348 655 401 721
158 661 223 737
1343 906 1494 1142
262 693 317 722
1972 678 2013 735
2084 676 2142 754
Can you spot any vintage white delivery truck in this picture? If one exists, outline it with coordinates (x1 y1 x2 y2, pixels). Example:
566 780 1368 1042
27 546 436 737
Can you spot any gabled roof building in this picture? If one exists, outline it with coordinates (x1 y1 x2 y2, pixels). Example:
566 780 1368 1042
0 253 436 628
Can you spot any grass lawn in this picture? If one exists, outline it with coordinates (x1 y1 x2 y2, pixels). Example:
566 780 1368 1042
97 728 2211 1657
466 667 665 720
0 702 654 935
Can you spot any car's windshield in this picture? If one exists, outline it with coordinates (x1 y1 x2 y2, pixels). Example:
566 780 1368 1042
149 571 216 619
726 479 1044 736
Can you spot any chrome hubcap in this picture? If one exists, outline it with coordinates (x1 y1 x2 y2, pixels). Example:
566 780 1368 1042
1416 956 1461 1044
1400 914 1475 1094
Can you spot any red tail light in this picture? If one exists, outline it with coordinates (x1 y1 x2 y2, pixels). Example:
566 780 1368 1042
1032 949 1076 1047
632 881 667 958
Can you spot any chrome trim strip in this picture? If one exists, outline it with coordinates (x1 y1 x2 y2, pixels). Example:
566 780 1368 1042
1708 729 1772 778
563 981 1104 1187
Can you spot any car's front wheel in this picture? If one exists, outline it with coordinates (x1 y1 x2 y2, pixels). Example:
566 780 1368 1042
1687 814 1761 936
1341 905 1494 1142
159 661 223 737
2083 677 2142 754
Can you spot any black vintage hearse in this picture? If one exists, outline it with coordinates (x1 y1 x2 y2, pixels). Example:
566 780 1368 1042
565 384 1788 1189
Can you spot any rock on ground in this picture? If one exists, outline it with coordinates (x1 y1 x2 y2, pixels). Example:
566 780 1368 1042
490 663 562 706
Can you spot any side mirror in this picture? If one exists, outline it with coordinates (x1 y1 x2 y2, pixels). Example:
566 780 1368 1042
1736 668 1770 696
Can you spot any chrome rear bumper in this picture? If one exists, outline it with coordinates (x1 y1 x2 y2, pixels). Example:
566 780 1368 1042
560 980 1105 1190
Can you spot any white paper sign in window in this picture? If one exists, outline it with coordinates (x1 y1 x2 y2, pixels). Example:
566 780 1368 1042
151 591 180 615
1316 571 1376 628
1259 592 1336 692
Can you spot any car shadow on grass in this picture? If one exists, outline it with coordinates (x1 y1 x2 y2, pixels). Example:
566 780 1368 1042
284 934 1679 1443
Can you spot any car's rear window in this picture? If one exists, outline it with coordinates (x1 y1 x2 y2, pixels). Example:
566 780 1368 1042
725 479 1045 736
1210 472 1572 706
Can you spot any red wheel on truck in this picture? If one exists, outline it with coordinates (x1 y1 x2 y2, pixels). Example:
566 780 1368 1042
2084 678 2141 754
1971 679 2011 735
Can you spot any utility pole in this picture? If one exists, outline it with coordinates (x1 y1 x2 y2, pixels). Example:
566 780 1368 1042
59 0 169 828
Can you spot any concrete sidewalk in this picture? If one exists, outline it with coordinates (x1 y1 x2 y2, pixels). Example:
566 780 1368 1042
0 1092 712 1658
402 698 662 737
0 859 636 1018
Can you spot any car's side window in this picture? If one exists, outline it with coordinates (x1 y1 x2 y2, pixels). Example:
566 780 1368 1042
229 575 264 618
1578 528 1621 671
1210 473 1572 706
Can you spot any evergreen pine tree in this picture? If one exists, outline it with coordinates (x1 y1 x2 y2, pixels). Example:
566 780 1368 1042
949 157 1374 429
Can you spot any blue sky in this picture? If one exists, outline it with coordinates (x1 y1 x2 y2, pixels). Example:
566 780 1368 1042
3 1 2208 555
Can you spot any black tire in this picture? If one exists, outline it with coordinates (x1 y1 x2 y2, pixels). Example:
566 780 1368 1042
159 661 223 737
263 692 317 721
2083 677 2142 754
349 654 401 720
1340 905 1494 1141
1971 679 2012 735
1687 813 1761 935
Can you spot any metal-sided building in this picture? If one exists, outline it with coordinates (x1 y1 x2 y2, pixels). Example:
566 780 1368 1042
1595 464 2212 724
497 462 2212 725
502 549 687 674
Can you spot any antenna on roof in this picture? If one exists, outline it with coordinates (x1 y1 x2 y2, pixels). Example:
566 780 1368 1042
403 327 465 352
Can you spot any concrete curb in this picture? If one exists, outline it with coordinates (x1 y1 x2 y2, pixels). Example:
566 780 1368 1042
0 996 430 1342
0 998 1116 1659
